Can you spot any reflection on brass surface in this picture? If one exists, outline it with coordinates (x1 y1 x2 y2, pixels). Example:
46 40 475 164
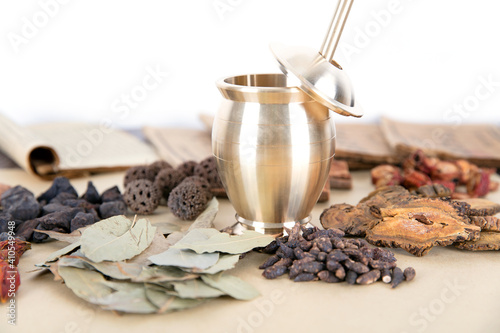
213 74 336 234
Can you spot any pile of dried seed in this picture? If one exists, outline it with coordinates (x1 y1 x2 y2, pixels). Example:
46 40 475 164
259 222 416 288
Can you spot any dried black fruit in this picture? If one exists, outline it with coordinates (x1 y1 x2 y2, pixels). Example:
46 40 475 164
37 177 78 203
275 258 293 267
124 179 161 215
317 252 327 262
1 186 40 221
302 262 324 274
315 236 333 253
42 203 68 215
381 268 392 283
276 243 294 259
369 259 396 270
344 259 370 274
318 270 341 283
391 267 404 289
327 249 349 262
100 186 123 203
345 270 358 285
261 240 279 254
81 181 101 204
403 267 416 282
14 219 39 241
294 273 316 282
70 212 95 232
99 201 127 219
259 255 280 269
299 240 312 251
263 265 287 279
49 192 77 204
356 270 381 285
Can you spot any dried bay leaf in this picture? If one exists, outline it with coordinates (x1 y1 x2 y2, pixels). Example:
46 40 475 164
173 230 274 254
149 248 219 270
192 254 240 275
134 266 198 283
144 285 206 313
43 240 81 264
201 273 260 301
154 222 182 235
127 229 172 266
171 279 226 299
34 227 89 243
58 266 113 302
96 285 157 314
81 216 155 263
59 255 143 280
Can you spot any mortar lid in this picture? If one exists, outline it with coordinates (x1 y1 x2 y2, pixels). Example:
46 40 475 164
271 42 363 118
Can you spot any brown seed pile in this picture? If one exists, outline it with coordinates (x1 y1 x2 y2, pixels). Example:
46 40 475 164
259 222 416 288
123 157 222 219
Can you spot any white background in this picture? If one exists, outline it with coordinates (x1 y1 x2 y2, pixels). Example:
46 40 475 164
0 0 499 128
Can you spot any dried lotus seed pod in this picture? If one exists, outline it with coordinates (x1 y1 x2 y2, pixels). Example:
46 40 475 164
148 160 173 176
124 179 161 215
194 156 223 188
167 181 211 220
177 160 198 177
154 168 186 199
124 166 156 187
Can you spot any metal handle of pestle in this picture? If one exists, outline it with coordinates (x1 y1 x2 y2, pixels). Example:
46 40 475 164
319 0 354 63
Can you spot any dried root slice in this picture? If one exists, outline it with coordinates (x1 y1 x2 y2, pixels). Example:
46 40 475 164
468 216 500 232
320 203 380 237
454 198 500 216
454 231 500 251
366 198 481 256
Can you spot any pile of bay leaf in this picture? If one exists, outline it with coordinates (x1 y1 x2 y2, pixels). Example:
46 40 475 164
37 198 275 314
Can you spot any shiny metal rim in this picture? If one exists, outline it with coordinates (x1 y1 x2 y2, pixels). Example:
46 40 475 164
236 214 311 229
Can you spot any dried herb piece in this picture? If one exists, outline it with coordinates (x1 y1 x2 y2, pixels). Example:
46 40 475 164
318 270 341 283
454 198 500 216
366 197 481 256
37 177 78 203
294 273 316 282
201 273 260 301
454 231 500 251
356 270 381 285
1 186 40 221
345 270 357 285
262 265 288 279
80 216 156 262
172 229 274 255
381 268 391 283
148 248 219 270
468 216 500 232
403 267 416 281
80 181 101 204
391 267 404 289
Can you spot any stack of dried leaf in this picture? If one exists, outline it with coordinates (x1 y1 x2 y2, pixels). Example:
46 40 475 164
38 199 276 314
321 186 500 256
371 150 499 199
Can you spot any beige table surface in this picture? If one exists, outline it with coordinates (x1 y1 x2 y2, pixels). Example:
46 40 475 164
1 169 499 333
